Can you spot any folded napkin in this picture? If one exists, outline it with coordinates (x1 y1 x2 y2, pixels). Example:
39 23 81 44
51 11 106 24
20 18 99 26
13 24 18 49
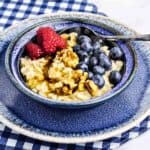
0 0 150 150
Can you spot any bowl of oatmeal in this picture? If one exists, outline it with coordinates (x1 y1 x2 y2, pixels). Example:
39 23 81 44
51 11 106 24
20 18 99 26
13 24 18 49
5 14 137 109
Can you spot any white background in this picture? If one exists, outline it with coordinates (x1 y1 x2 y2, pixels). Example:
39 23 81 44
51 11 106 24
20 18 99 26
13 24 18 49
92 0 150 149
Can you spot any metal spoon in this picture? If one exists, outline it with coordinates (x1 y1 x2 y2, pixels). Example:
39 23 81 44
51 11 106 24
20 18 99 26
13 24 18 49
59 26 150 41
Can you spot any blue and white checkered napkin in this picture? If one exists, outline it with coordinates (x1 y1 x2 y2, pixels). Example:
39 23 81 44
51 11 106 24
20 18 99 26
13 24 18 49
0 0 150 149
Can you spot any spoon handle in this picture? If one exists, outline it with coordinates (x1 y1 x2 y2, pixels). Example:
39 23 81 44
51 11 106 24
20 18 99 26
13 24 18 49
100 34 150 41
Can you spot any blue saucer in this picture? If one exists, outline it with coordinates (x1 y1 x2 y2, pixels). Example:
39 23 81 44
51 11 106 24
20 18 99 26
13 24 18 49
0 13 150 138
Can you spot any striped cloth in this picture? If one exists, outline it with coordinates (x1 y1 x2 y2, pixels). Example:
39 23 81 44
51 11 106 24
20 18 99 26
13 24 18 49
0 0 150 149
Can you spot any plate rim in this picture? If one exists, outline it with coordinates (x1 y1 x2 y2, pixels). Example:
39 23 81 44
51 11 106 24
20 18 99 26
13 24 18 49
0 12 150 143
0 102 149 144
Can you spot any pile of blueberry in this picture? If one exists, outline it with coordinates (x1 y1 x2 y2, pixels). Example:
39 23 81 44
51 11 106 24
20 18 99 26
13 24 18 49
73 35 124 88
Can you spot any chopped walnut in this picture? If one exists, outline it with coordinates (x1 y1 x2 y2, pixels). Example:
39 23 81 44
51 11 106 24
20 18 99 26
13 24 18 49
85 80 99 96
56 48 79 68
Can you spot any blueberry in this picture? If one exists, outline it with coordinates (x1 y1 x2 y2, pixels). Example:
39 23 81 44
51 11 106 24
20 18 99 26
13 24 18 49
88 72 94 79
92 77 99 85
110 47 123 60
99 52 106 59
77 62 88 72
83 57 90 64
93 74 105 88
93 41 101 50
93 49 102 56
73 45 80 52
80 41 93 52
76 50 83 56
78 51 88 60
92 65 105 75
83 28 92 35
109 71 122 85
78 35 91 44
89 51 94 56
99 53 112 70
89 56 98 67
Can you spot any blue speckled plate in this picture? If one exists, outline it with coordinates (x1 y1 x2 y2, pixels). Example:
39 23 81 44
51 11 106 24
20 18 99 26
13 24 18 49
0 13 150 143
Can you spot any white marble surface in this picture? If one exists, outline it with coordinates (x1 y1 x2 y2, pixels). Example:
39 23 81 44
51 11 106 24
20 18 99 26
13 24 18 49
91 0 150 149
93 0 150 33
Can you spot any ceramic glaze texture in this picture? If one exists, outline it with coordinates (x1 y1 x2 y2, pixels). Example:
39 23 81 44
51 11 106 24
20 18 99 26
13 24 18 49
0 13 148 133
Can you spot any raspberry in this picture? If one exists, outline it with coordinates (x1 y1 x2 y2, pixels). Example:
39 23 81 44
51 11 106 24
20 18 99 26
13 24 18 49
25 42 43 59
36 27 67 54
56 36 67 49
42 39 56 53
36 27 55 45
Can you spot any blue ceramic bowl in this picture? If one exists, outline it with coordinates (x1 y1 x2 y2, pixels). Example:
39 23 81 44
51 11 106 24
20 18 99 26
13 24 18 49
5 15 137 109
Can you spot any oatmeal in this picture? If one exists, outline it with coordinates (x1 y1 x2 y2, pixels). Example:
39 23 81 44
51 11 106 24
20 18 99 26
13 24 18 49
20 27 124 101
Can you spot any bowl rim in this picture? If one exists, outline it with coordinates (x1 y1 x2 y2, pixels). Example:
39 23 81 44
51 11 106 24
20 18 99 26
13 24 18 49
4 12 138 109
